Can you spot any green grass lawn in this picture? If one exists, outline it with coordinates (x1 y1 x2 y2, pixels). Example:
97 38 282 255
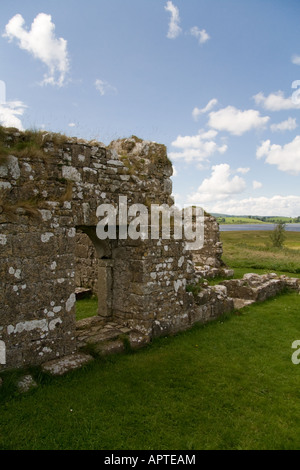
1 291 300 450
1 230 300 450
220 230 300 275
76 296 98 321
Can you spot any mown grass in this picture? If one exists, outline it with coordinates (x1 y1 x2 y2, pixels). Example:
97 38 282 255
1 291 300 450
1 229 300 450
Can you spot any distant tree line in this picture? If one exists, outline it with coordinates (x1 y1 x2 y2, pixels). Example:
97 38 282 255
247 215 300 223
217 215 300 224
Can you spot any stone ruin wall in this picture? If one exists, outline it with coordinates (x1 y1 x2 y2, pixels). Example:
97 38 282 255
191 215 234 279
192 215 223 269
75 213 230 295
0 128 231 371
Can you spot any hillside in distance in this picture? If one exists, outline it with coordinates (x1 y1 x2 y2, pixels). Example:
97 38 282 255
211 214 300 224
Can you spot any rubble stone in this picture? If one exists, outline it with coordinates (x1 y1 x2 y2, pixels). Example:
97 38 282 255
17 375 37 393
41 353 94 376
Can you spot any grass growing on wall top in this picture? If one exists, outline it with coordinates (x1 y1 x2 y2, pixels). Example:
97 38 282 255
0 125 73 163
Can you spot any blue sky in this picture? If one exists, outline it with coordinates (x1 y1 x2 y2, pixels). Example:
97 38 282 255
1 0 300 216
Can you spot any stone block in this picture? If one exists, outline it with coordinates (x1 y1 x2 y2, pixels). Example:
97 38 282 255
41 353 94 376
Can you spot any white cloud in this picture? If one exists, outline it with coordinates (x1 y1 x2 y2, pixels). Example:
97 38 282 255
169 129 227 164
292 55 300 65
0 81 6 105
203 195 300 218
236 167 250 174
270 117 297 132
0 100 27 130
172 165 178 177
208 106 270 135
253 91 300 111
188 164 246 203
252 180 262 190
172 129 218 148
190 26 210 44
192 98 218 121
95 79 117 96
256 139 271 160
3 13 69 87
68 123 76 128
164 1 182 39
256 136 300 174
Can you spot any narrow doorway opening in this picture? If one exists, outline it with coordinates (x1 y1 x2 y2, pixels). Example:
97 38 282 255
75 226 113 323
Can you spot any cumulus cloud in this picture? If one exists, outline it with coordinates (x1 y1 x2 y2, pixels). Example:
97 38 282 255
190 26 210 45
252 180 263 190
169 129 227 164
0 100 27 130
164 1 182 39
208 106 270 135
253 91 300 111
270 117 297 132
203 195 300 218
292 55 300 65
256 136 300 174
236 167 250 174
3 13 69 87
0 81 6 105
192 98 218 121
188 164 246 204
256 139 271 160
95 79 117 96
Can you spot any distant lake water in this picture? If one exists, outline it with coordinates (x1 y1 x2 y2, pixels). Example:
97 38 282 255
219 224 300 232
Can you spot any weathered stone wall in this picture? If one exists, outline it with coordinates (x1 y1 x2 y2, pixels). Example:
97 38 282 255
0 129 207 370
192 215 223 268
190 284 234 325
112 237 195 337
3 128 297 374
0 128 235 371
191 214 234 279
75 212 229 294
220 273 300 308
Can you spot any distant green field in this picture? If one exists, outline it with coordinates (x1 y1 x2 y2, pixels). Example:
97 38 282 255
216 216 299 225
217 217 268 224
220 230 300 274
